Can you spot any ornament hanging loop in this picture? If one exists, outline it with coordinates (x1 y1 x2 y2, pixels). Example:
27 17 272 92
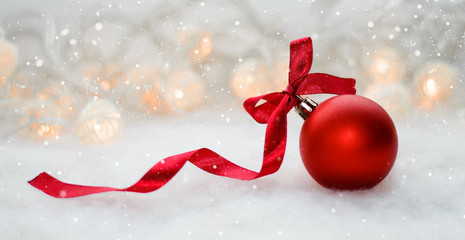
295 95 318 120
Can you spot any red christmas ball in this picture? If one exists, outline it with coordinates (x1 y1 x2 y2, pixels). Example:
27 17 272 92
299 95 398 190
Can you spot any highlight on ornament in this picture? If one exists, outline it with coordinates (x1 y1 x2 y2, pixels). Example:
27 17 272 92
76 99 123 144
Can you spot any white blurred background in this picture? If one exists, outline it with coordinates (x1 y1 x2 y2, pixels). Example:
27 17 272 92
1 1 465 239
1 0 464 144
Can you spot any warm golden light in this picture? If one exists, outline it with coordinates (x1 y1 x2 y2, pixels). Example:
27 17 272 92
425 78 438 98
121 64 162 114
140 91 160 111
174 89 184 99
364 82 411 118
37 83 74 118
76 99 123 144
82 62 121 95
230 59 272 101
273 60 289 91
415 62 457 104
30 123 62 140
368 48 405 83
0 76 8 97
163 69 206 111
100 80 112 91
191 33 213 62
8 72 33 98
0 40 18 79
18 83 71 141
20 102 64 141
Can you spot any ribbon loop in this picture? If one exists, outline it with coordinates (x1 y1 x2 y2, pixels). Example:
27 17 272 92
295 73 356 96
28 37 356 198
289 37 313 83
243 92 286 124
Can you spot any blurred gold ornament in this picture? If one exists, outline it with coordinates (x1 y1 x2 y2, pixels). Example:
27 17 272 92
0 40 18 79
76 99 123 144
230 59 272 101
190 33 213 62
21 103 64 141
163 69 205 111
367 48 405 83
19 83 73 141
364 82 411 118
415 62 457 105
121 64 163 114
29 123 62 141
140 91 162 112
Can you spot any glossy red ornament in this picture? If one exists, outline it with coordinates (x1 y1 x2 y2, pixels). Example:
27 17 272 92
299 95 398 190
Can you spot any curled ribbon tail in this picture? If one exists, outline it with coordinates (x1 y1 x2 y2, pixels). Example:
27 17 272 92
28 172 118 198
28 91 293 198
124 151 194 193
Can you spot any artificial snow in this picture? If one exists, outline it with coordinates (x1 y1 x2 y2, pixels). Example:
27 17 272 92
1 110 464 239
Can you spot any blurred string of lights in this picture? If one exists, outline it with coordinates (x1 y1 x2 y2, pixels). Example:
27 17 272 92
0 0 464 144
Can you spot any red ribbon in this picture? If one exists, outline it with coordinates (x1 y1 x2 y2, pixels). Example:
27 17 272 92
28 37 356 198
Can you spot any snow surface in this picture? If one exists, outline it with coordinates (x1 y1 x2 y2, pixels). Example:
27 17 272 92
1 110 465 239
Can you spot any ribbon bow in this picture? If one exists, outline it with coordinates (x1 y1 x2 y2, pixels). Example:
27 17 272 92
28 37 355 198
244 37 356 123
